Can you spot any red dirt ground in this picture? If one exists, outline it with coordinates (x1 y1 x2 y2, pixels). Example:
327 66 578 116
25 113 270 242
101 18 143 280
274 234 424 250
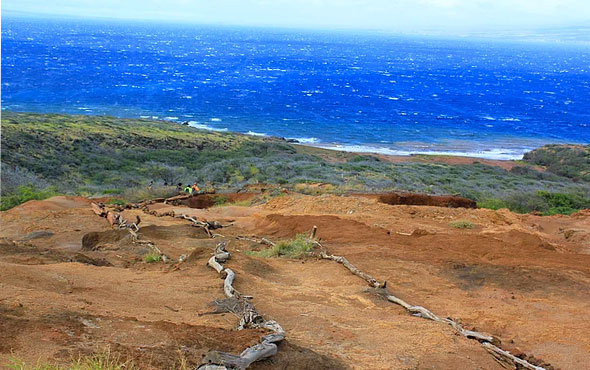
1 194 589 369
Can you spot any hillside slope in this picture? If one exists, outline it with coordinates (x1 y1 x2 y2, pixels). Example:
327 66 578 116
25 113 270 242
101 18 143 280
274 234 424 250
1 193 589 369
2 112 589 214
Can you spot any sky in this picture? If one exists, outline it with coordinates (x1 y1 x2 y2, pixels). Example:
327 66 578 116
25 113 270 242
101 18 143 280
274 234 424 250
3 0 590 34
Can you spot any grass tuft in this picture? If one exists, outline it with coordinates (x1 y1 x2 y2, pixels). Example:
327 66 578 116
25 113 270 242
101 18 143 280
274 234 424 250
247 233 315 258
8 349 137 370
143 253 161 263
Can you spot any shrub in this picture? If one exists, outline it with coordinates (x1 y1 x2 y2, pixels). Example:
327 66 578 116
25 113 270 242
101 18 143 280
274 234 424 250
537 191 590 215
0 185 58 211
450 220 476 229
247 234 315 258
477 199 509 210
213 196 228 206
106 199 126 206
143 253 161 263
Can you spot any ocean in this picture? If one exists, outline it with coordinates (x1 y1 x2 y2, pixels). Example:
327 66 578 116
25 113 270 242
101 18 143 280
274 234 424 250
2 16 590 159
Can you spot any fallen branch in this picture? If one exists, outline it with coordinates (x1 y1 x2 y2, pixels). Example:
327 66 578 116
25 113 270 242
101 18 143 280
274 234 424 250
91 203 160 257
199 241 285 370
236 235 276 247
318 248 546 370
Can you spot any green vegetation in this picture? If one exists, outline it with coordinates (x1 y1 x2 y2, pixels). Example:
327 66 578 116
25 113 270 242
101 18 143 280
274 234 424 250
522 144 590 181
213 196 229 206
478 191 590 215
247 234 316 258
0 185 57 211
143 253 161 263
449 220 476 229
7 351 137 370
1 112 589 215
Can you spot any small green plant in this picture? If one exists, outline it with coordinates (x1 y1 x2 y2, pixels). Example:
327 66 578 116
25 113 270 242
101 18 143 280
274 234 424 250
247 233 315 258
143 253 161 263
449 220 476 229
106 199 126 206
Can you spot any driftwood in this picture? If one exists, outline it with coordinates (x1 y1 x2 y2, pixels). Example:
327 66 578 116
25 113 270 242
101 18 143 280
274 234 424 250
91 202 106 216
165 194 192 203
318 248 546 370
199 241 285 370
235 235 276 247
90 203 159 256
172 214 228 238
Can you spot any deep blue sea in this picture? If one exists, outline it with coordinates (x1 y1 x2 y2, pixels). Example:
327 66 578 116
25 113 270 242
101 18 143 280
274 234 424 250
2 16 590 159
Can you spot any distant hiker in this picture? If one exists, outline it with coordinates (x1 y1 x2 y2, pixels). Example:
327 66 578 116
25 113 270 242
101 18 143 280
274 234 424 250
147 180 153 190
184 184 193 195
164 181 168 186
176 183 183 193
192 182 200 194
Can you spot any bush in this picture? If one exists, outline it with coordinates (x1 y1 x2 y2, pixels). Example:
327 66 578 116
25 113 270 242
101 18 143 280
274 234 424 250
247 234 315 258
450 220 476 229
537 191 590 215
143 253 161 263
213 196 228 206
0 185 58 211
106 199 126 206
478 199 509 210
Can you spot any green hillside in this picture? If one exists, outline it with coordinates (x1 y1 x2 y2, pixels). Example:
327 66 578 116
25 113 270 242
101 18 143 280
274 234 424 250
2 112 589 214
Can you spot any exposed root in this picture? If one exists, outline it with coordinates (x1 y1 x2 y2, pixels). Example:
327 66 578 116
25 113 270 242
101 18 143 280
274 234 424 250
318 246 548 370
199 241 285 370
91 202 161 258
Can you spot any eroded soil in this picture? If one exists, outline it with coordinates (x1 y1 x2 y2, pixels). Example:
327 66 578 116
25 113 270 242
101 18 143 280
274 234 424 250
1 194 589 369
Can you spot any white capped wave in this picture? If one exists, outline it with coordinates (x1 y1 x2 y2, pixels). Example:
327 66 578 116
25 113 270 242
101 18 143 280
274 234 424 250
210 118 222 122
312 144 525 160
187 121 228 132
501 118 521 122
246 131 268 137
288 137 320 143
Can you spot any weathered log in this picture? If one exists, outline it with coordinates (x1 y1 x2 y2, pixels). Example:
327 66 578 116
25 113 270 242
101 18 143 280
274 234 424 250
105 211 118 227
201 241 285 369
482 342 546 370
319 252 383 288
310 225 318 239
91 202 106 216
165 194 192 202
235 235 276 247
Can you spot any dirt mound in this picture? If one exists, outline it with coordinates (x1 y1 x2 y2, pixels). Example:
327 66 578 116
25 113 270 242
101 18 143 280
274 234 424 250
81 229 131 251
138 224 209 240
378 192 477 208
6 196 91 213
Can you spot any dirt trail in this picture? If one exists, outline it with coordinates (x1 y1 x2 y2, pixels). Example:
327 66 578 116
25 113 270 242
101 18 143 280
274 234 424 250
1 194 589 369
